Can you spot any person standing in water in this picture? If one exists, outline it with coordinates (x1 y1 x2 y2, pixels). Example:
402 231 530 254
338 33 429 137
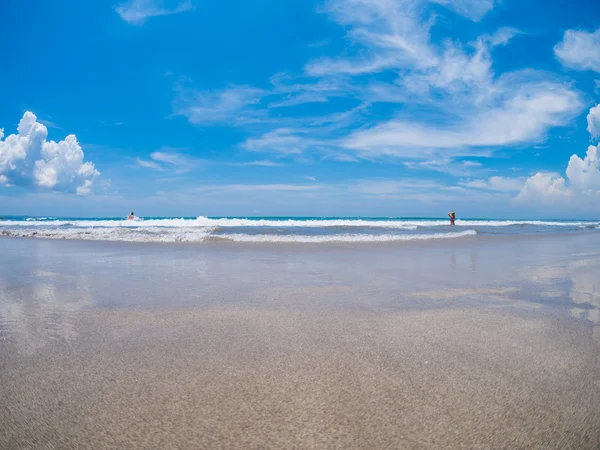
448 210 456 225
128 212 135 220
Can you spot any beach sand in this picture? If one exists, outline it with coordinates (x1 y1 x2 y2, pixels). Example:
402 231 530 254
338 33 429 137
1 234 599 449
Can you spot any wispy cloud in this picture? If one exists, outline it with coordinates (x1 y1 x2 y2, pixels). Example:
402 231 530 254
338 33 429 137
38 119 62 130
135 147 197 173
405 159 487 177
173 84 267 125
237 160 283 167
342 79 582 158
173 74 353 126
197 184 324 193
459 176 525 192
135 158 164 171
116 0 194 25
171 0 583 176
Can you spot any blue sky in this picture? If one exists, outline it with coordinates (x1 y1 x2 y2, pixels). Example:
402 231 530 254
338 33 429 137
1 0 600 218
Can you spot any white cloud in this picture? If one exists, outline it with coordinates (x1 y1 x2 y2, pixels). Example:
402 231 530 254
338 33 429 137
172 0 581 173
405 159 485 177
136 148 195 172
242 128 319 155
348 178 477 200
554 28 600 73
197 184 323 193
150 151 187 165
515 172 572 204
566 144 600 193
306 0 438 76
516 144 600 206
431 0 497 21
306 0 499 78
238 160 282 167
0 112 99 195
460 176 525 192
135 158 164 170
342 80 581 157
175 75 352 126
587 104 600 138
115 0 194 25
483 27 521 47
174 84 266 125
37 119 62 130
519 105 600 209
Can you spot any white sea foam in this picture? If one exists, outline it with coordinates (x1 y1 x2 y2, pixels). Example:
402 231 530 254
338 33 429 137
0 217 417 229
0 227 477 243
215 230 478 243
1 217 598 229
0 227 215 242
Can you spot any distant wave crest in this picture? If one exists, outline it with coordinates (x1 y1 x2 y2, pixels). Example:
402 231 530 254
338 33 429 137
1 217 598 229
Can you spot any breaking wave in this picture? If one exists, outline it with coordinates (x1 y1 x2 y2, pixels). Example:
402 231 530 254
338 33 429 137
215 230 478 243
2 217 599 229
0 228 477 243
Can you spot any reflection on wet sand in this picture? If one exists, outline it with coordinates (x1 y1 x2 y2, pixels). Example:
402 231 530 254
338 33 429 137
0 271 92 356
569 264 600 342
529 258 600 342
1 235 600 448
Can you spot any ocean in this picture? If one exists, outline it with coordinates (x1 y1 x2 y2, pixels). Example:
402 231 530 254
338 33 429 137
1 216 599 243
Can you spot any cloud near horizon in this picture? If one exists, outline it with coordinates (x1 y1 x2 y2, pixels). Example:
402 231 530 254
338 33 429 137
0 112 99 195
516 105 600 209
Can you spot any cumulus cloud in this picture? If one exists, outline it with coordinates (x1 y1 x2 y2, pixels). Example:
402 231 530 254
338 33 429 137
517 104 600 209
554 27 600 73
587 104 600 138
516 144 600 206
0 112 99 194
116 0 194 25
566 144 600 192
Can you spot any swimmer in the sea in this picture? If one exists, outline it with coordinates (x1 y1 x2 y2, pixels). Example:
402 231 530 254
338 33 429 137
128 212 135 220
448 210 456 225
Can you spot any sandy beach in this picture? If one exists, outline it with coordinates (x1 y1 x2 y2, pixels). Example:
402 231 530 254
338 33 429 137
1 233 599 449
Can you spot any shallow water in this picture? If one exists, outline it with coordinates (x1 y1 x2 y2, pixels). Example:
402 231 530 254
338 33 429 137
1 233 599 448
1 232 599 342
1 215 598 243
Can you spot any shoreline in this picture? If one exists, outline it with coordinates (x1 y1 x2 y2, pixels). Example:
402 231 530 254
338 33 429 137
1 226 597 249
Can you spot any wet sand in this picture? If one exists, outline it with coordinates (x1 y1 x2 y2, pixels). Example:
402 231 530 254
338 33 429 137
1 234 600 448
